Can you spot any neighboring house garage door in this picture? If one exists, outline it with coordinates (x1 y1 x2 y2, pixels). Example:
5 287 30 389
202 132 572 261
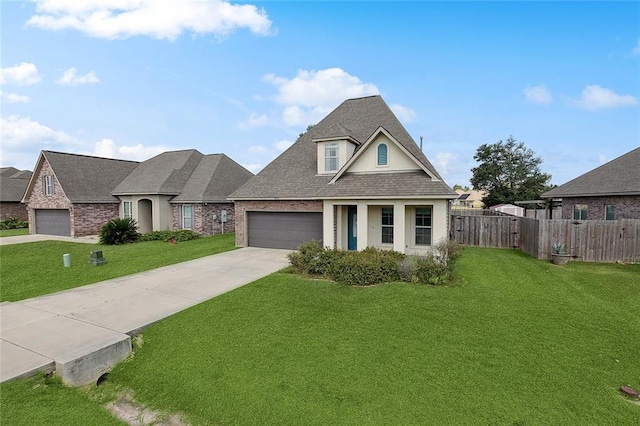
34 209 71 236
247 211 322 250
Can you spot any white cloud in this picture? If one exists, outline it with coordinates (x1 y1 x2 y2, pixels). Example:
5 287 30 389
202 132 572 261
241 163 263 174
633 39 640 56
390 103 417 123
57 68 99 85
92 139 170 161
0 62 41 85
524 85 553 104
1 91 30 104
273 139 293 152
433 152 458 176
27 0 273 40
574 85 637 110
238 112 268 129
0 115 75 147
247 145 268 154
263 68 380 127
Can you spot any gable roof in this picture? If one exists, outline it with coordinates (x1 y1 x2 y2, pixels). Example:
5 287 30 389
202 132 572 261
0 169 32 202
542 147 640 198
230 95 455 200
23 151 139 203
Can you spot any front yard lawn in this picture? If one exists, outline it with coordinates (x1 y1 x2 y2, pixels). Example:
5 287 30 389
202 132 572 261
2 248 639 425
0 233 236 302
0 228 29 237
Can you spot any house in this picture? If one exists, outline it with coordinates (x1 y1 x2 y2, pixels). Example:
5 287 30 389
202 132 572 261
229 95 457 252
489 203 524 217
452 189 486 209
541 147 640 220
22 151 139 237
0 167 32 221
112 150 253 235
22 150 252 237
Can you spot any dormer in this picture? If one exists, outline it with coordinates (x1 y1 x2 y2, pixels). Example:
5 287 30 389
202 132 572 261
313 124 360 175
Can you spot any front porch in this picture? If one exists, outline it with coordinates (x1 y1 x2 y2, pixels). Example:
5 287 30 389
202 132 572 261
322 199 449 255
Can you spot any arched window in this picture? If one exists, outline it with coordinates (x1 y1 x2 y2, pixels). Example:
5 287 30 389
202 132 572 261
377 143 388 166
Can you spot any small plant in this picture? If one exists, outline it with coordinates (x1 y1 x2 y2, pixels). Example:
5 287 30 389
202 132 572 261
552 242 566 255
0 217 28 230
99 217 140 245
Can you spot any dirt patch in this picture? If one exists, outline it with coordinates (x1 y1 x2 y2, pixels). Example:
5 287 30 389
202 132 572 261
105 392 188 426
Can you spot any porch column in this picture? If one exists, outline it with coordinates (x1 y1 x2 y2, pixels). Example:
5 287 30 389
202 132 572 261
393 202 406 253
357 202 368 250
323 200 335 249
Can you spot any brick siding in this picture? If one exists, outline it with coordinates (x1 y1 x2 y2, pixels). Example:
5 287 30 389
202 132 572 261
561 195 640 220
71 203 120 236
26 159 72 234
171 203 236 236
234 200 323 246
0 202 28 221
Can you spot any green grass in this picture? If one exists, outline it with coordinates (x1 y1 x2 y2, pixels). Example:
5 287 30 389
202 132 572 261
0 233 236 301
0 228 29 237
100 248 639 425
0 374 124 426
2 248 639 425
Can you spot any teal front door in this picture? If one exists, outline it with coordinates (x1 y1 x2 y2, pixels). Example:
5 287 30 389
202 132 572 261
347 206 357 250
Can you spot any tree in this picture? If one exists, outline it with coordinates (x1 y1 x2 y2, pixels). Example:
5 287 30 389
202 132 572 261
470 136 552 207
452 184 470 191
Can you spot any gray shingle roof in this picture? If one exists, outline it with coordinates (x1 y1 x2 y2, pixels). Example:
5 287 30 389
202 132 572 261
38 151 139 203
171 154 254 203
0 169 32 202
230 95 455 200
542 147 640 198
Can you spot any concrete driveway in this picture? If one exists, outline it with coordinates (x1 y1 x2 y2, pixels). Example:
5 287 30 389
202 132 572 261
0 234 99 246
0 247 290 386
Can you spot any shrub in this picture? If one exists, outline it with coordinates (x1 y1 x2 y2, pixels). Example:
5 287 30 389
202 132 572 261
287 240 332 275
328 247 404 286
0 217 28 230
99 218 139 245
138 229 200 242
398 255 420 283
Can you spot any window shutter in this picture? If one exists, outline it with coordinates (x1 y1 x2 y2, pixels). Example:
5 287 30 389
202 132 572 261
42 176 46 194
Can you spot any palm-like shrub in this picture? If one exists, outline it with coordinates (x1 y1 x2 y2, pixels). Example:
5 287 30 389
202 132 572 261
99 217 139 245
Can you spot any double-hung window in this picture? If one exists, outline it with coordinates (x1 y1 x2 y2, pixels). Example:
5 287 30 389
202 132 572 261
605 205 615 220
43 175 54 196
182 204 193 229
123 201 132 219
415 207 432 246
381 207 394 244
325 143 339 172
573 204 587 220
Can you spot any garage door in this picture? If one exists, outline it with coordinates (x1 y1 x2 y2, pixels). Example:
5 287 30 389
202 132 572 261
35 209 71 236
247 211 323 250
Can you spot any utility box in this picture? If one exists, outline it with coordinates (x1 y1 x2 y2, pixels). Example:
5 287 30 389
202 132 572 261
220 210 227 223
89 250 106 266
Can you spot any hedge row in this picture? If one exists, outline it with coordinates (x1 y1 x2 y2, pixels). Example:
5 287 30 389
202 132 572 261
287 239 463 286
0 218 28 230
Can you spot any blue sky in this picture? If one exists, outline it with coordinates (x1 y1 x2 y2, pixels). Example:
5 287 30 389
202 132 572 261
2 1 638 188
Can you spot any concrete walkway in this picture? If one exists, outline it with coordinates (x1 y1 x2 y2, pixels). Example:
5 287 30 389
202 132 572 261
0 247 290 385
0 234 99 246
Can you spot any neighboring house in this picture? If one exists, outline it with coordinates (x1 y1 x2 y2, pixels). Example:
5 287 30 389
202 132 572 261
0 167 32 221
490 203 524 217
112 150 253 235
22 151 139 237
452 189 486 209
541 147 640 220
230 95 457 253
22 150 252 237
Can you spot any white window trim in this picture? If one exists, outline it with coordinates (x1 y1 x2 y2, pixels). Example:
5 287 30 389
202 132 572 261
573 204 587 221
381 206 394 244
43 175 54 196
123 201 132 219
182 204 193 230
325 143 339 172
414 207 432 246
605 205 615 221
377 143 389 167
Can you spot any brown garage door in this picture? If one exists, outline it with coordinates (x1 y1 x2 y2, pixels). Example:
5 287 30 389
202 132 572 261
35 209 71 236
247 211 323 250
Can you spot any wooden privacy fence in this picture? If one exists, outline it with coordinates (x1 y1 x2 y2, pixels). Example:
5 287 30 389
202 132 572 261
451 214 640 263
